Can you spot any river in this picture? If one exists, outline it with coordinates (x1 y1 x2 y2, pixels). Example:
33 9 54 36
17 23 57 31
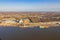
0 26 60 40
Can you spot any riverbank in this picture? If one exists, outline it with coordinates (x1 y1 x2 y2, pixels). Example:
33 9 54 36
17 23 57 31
0 22 60 28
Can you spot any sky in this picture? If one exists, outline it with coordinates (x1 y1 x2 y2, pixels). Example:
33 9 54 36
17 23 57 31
0 0 60 12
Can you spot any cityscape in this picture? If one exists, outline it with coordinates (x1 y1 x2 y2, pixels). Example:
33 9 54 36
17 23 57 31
0 12 60 28
0 0 60 40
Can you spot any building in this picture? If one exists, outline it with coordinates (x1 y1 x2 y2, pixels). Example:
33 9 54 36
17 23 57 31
0 17 18 24
1 17 16 21
2 20 17 24
19 18 32 24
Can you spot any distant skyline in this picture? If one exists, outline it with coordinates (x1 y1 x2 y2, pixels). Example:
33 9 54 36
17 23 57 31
0 0 60 12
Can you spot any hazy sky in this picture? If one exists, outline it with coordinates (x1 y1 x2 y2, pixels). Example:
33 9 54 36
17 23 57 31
0 0 60 12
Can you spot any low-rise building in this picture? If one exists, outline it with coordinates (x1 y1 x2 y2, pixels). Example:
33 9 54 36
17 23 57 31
0 17 18 24
19 18 32 24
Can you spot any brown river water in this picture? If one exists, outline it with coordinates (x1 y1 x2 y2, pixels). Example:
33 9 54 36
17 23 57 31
0 26 60 40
